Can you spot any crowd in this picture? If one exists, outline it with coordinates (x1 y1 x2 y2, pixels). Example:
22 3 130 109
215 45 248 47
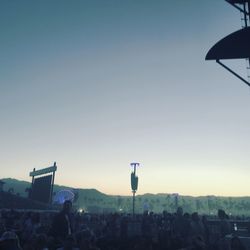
0 201 248 250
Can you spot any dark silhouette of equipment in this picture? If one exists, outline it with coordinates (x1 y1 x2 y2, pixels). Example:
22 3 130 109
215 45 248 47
130 162 140 216
131 172 138 191
206 0 250 87
29 162 57 204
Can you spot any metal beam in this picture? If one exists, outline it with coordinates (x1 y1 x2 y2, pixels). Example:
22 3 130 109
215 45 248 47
225 0 249 15
216 59 250 87
29 164 57 177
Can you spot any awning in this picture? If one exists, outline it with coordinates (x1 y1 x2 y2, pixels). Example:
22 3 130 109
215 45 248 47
206 27 250 60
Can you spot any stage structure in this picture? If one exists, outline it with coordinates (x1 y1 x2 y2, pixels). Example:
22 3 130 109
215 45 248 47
130 162 140 216
206 0 250 87
29 162 57 204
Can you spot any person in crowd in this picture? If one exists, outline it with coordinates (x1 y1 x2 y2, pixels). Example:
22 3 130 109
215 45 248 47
56 235 79 250
201 215 210 246
50 200 74 244
190 235 207 250
216 209 231 250
33 233 49 250
172 207 190 246
0 231 22 250
190 212 205 240
0 220 6 236
218 209 231 238
230 236 246 250
22 212 41 243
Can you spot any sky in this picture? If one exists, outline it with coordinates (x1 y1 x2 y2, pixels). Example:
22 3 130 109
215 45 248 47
1 0 250 197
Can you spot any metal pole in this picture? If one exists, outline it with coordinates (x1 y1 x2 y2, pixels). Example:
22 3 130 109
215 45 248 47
243 3 248 27
30 168 35 199
225 0 249 15
216 60 250 87
132 190 135 216
248 1 250 26
50 171 55 204
50 162 57 204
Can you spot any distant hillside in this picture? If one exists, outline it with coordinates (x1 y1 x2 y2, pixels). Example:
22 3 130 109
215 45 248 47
1 178 107 199
2 178 30 196
2 178 250 215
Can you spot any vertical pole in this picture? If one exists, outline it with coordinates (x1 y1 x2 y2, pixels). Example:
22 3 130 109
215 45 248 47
248 2 250 77
132 164 136 218
50 162 56 204
130 163 139 218
132 190 135 217
50 171 55 204
248 1 250 26
248 2 250 72
30 168 35 199
243 3 248 27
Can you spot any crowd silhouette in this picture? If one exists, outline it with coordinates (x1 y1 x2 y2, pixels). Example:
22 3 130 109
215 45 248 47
0 201 248 250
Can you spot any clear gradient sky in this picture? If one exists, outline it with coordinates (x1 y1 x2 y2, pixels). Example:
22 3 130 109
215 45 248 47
1 0 250 196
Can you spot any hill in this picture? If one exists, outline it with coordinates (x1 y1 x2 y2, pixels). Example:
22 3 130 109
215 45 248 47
2 178 250 215
1 177 108 202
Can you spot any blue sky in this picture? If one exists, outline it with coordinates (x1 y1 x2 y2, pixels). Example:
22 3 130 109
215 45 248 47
1 0 250 196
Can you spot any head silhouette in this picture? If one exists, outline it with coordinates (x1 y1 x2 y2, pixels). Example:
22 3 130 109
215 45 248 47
177 207 183 216
218 209 226 220
63 200 72 214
